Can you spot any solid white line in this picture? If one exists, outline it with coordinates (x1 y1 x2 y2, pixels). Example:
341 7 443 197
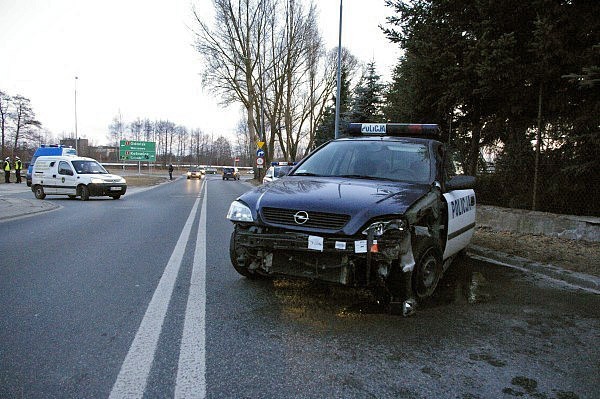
175 182 207 398
109 193 202 399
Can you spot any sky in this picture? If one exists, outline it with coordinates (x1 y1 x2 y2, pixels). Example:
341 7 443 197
0 0 400 146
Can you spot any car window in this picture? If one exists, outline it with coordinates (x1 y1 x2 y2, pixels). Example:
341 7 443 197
274 166 292 177
72 160 108 174
292 140 431 183
58 161 73 176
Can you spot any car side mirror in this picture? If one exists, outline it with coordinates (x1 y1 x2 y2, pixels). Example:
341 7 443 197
446 174 476 191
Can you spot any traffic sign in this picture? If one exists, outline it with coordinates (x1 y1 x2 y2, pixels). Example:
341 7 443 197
256 157 264 168
257 141 265 149
256 149 265 157
119 140 156 161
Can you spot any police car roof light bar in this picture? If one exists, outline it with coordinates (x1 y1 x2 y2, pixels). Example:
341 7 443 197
346 123 441 139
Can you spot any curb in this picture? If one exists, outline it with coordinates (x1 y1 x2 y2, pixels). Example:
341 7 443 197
0 197 61 221
467 244 600 294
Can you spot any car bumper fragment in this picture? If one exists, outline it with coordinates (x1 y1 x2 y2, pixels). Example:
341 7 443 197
89 183 127 196
235 228 405 286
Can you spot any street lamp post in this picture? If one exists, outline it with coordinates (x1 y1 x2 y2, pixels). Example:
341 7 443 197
334 0 343 139
74 76 78 154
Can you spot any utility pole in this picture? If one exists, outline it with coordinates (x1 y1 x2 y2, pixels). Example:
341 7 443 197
334 0 343 139
74 76 79 154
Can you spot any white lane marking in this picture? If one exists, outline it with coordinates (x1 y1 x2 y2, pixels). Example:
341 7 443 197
109 187 203 399
175 183 207 398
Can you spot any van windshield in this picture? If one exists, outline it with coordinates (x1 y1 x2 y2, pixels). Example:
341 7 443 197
72 160 108 174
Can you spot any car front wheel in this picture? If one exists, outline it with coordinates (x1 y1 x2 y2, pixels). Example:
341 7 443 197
411 238 443 299
33 185 46 200
230 227 258 278
80 185 90 201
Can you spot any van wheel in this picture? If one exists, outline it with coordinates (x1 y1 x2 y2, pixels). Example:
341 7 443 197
33 185 46 200
80 185 90 201
111 195 121 200
412 238 443 299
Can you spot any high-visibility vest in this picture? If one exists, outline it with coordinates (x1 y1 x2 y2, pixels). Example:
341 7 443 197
3 161 10 171
15 160 22 170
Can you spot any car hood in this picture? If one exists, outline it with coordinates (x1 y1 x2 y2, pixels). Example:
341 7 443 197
238 176 432 235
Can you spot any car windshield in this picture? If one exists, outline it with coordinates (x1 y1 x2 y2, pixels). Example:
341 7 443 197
224 168 234 173
72 160 108 174
274 166 293 177
189 168 199 172
291 140 431 183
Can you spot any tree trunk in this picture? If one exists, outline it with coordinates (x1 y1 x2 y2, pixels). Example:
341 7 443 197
532 83 543 211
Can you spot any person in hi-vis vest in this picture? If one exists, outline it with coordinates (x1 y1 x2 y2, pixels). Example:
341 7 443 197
14 156 23 183
3 157 11 183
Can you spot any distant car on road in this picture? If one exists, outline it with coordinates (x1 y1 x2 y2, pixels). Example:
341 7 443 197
205 167 217 174
187 167 203 179
223 167 240 180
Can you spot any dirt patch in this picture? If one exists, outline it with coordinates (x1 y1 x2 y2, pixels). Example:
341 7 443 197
123 175 169 187
473 227 600 277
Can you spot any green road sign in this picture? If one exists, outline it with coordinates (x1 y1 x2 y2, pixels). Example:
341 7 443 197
119 140 156 161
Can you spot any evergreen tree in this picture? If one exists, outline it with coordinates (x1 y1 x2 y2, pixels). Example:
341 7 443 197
348 61 385 123
313 66 352 148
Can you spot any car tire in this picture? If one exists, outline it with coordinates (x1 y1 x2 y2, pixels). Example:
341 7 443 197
229 228 258 278
411 238 443 299
80 185 90 201
33 185 46 200
111 195 121 200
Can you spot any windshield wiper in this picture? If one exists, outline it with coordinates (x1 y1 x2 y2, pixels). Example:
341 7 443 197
339 174 379 180
339 174 400 182
293 172 322 177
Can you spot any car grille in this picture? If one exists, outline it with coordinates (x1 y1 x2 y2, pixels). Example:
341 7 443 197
261 207 350 230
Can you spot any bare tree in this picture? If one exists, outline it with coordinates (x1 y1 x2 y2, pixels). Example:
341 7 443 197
0 91 10 157
129 118 144 141
193 0 268 156
108 112 124 146
10 95 41 153
194 0 351 167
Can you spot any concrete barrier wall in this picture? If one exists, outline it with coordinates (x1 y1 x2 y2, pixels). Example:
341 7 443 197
477 205 600 242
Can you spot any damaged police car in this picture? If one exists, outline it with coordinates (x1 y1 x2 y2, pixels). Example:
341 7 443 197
227 123 476 315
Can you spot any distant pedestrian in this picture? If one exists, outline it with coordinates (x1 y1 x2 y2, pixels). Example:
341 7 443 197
14 156 22 183
168 164 174 180
3 157 10 183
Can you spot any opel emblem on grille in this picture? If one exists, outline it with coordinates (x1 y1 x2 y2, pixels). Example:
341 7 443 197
293 211 309 225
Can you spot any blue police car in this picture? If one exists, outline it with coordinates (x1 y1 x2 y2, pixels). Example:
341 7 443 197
226 123 476 315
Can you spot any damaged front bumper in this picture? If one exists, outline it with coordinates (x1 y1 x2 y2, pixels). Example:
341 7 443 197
232 225 414 289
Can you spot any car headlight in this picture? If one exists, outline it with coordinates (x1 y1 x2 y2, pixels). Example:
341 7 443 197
226 201 254 222
91 178 105 184
362 219 406 237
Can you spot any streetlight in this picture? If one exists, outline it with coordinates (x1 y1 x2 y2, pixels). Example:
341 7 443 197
334 0 343 139
74 76 79 154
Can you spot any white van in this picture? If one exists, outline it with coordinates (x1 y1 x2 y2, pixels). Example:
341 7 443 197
31 155 127 200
